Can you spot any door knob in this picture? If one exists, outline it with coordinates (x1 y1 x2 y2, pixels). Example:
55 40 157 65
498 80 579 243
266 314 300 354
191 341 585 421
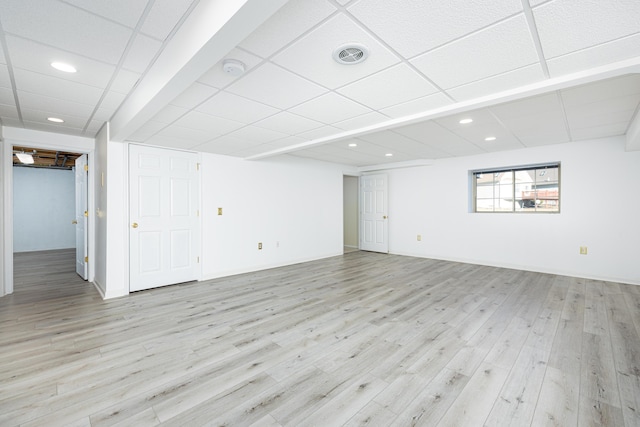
132 222 139 228
72 220 78 224
383 215 388 219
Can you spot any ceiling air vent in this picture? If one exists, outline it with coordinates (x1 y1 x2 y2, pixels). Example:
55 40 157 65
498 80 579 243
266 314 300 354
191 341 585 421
333 43 369 65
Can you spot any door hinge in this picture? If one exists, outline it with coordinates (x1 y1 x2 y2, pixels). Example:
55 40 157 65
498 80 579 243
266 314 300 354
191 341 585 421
196 209 200 217
197 256 200 263
84 164 88 172
84 210 88 217
84 256 88 263
196 163 200 171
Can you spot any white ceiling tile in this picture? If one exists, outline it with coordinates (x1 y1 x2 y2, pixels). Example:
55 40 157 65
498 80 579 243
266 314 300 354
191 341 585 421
560 75 640 107
1 117 23 127
239 0 337 58
349 0 523 58
226 126 288 144
0 87 14 105
85 119 105 136
446 64 545 101
18 91 95 118
139 0 195 41
6 36 117 89
101 91 126 111
174 110 244 135
356 130 444 157
60 0 149 29
170 82 218 109
272 14 401 89
490 93 571 146
0 103 20 119
93 106 116 123
21 108 88 127
547 34 640 77
266 135 307 150
393 120 480 157
110 69 141 94
127 120 166 142
226 62 326 109
0 65 10 88
0 0 132 64
517 125 570 147
289 92 371 124
291 149 359 166
563 96 639 130
411 15 539 89
145 135 200 150
122 33 162 73
337 63 438 110
333 112 390 131
152 105 189 124
570 122 629 141
434 108 524 148
155 123 216 144
197 49 263 89
253 111 324 135
195 135 261 155
21 120 84 135
475 137 525 152
196 91 279 124
296 125 342 140
380 92 453 118
13 68 103 106
336 0 353 5
534 0 640 59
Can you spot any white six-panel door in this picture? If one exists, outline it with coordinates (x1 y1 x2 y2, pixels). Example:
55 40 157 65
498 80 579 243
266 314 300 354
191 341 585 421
129 145 200 292
360 174 389 253
74 154 88 280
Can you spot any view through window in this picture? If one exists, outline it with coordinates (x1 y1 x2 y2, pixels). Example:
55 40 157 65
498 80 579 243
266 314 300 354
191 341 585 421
473 163 560 213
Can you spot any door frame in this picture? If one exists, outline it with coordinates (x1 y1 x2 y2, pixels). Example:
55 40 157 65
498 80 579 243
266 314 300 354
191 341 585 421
359 173 389 253
1 134 95 296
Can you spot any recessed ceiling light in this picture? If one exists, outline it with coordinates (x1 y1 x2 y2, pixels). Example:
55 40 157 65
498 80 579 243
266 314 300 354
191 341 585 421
47 117 65 123
348 143 357 147
459 118 473 124
51 62 77 73
385 153 393 157
484 136 496 141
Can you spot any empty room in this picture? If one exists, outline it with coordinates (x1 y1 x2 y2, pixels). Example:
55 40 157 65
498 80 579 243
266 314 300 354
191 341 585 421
1 0 639 426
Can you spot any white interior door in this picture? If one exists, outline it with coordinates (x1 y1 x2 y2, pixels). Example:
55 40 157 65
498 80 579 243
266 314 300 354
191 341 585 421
360 174 389 253
129 145 200 292
74 154 88 280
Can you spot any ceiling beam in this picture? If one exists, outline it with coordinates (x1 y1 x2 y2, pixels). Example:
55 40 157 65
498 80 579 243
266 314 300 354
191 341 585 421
109 0 289 142
247 57 640 161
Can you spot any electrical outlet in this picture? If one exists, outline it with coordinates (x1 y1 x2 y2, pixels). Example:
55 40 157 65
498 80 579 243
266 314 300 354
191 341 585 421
579 246 588 255
258 242 262 250
217 207 223 215
417 234 422 241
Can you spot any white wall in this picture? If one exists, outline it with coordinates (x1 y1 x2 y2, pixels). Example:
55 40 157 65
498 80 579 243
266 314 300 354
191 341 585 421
201 153 346 280
343 175 358 248
13 167 75 252
385 136 640 285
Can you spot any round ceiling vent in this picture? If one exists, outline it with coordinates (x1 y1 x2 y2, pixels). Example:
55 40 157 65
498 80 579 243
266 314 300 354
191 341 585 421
333 43 369 65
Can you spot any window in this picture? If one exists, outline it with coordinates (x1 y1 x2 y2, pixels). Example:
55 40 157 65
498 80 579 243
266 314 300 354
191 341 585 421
473 163 560 213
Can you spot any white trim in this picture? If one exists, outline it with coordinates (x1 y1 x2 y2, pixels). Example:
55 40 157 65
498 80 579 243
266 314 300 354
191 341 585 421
1 128 95 297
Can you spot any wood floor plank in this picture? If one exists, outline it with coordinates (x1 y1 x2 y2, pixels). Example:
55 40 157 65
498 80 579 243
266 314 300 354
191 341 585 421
1 249 639 426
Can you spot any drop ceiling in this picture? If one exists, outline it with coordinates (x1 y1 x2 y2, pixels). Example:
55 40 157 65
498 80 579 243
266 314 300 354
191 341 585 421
0 0 639 167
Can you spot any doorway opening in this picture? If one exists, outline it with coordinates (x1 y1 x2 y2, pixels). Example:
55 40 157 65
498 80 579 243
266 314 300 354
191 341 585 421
11 146 89 298
343 175 359 253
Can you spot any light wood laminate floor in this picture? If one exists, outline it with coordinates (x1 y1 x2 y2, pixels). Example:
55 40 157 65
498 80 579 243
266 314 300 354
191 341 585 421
1 249 639 426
